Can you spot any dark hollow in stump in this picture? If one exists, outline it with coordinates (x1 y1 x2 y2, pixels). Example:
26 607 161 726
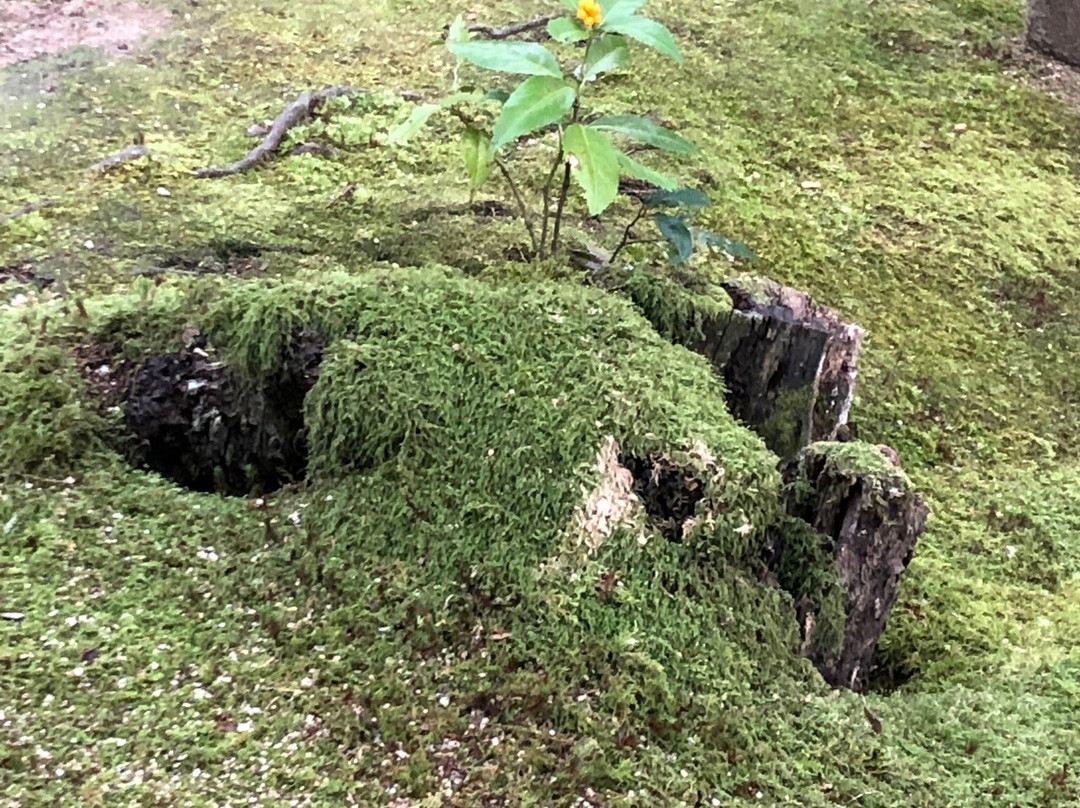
1027 0 1080 67
620 452 706 542
687 276 864 460
779 442 928 692
124 330 323 495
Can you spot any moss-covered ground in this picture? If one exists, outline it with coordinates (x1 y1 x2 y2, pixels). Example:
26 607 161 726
3 0 1080 805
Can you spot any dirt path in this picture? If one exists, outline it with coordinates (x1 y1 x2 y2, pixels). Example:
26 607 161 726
0 0 170 66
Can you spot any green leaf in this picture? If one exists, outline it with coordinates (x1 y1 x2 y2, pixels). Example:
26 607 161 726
462 127 492 194
600 0 647 20
447 15 470 45
590 114 698 154
386 104 441 145
548 17 589 43
695 229 756 260
602 15 682 62
491 76 576 151
642 186 711 209
386 91 491 145
564 123 622 215
616 152 678 190
655 213 694 263
482 89 511 104
582 34 630 81
448 41 564 77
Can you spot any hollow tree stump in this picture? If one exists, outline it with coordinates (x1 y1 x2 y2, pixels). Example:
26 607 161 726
780 442 928 692
684 276 865 459
1027 0 1080 67
124 329 322 494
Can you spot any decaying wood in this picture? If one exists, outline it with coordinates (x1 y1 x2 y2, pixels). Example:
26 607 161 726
467 15 557 40
1027 0 1080 67
0 198 55 224
124 329 324 494
781 443 928 692
88 144 149 172
686 276 865 459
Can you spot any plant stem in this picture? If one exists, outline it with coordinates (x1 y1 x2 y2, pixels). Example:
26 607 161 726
551 161 572 256
494 155 538 255
538 142 564 260
548 33 596 259
609 202 647 265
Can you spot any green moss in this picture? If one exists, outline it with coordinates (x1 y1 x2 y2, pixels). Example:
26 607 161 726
4 0 1080 803
618 268 732 346
769 515 847 662
803 439 910 483
0 309 104 475
757 386 817 460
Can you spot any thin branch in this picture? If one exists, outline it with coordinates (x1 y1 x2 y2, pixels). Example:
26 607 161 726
494 155 538 254
467 15 557 40
608 202 648 265
0 198 55 224
193 86 419 179
88 144 149 172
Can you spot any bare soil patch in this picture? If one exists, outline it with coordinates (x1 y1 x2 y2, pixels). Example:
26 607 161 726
0 0 170 66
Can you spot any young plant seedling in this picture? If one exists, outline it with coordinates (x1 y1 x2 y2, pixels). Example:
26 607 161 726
388 0 752 267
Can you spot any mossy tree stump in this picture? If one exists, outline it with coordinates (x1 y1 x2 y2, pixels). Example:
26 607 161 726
1027 0 1080 67
779 442 928 691
684 276 865 460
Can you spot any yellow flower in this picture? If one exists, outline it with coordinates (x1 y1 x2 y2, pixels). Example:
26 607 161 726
577 0 603 28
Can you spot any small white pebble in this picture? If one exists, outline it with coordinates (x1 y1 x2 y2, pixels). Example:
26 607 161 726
300 677 314 688
438 695 450 708
83 240 95 250
156 186 171 196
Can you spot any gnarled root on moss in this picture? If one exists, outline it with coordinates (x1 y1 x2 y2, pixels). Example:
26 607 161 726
192 85 420 179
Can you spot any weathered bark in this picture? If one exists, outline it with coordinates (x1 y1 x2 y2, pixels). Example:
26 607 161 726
88 144 149 172
1027 0 1080 67
779 442 928 692
685 276 865 459
124 329 323 494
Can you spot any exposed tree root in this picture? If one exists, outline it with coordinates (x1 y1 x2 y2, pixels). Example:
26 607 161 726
193 86 361 179
0 198 55 224
468 15 557 40
193 85 419 179
88 144 149 172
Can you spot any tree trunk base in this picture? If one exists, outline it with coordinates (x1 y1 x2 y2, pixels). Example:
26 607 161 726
1027 0 1080 67
683 276 864 459
774 442 929 692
